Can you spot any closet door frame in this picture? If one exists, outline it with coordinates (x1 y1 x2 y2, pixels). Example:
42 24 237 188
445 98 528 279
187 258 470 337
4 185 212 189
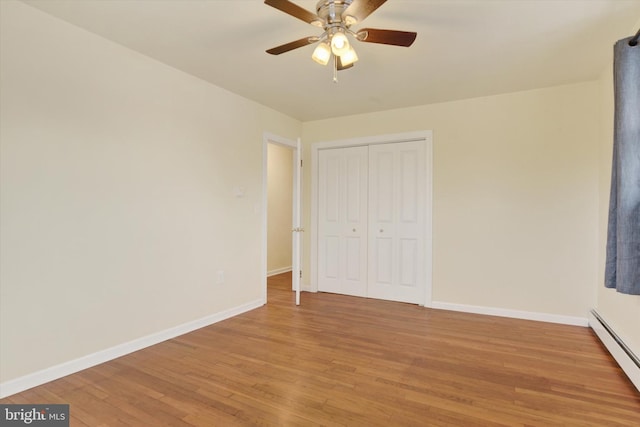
310 130 433 307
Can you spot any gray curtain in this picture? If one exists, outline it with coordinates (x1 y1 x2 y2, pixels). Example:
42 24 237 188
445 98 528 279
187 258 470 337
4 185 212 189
605 36 640 295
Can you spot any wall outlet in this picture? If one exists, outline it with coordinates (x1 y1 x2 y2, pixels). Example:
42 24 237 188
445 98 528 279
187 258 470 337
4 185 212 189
216 270 225 285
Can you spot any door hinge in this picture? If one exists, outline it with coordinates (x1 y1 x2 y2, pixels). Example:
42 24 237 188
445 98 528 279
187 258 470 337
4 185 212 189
300 270 302 279
300 159 303 167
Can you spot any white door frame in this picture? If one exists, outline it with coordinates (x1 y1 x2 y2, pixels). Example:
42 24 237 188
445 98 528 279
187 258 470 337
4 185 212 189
262 132 301 305
310 130 433 307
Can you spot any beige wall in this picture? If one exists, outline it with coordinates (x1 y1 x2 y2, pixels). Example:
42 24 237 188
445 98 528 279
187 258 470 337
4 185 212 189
267 144 293 273
595 19 640 358
302 82 600 319
0 1 301 383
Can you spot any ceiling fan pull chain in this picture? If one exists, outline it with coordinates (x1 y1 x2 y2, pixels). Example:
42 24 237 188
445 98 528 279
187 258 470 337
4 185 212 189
333 55 338 83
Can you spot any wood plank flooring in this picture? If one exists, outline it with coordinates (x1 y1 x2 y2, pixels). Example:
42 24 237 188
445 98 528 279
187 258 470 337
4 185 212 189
2 272 639 426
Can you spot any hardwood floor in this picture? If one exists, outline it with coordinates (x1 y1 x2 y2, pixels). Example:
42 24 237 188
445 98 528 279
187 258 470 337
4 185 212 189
2 272 639 426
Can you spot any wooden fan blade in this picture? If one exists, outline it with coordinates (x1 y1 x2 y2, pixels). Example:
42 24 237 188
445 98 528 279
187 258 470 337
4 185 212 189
356 28 417 47
342 0 387 24
266 37 317 55
264 0 320 25
337 56 354 71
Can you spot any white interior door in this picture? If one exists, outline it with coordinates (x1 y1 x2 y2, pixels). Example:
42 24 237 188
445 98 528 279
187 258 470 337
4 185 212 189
318 146 368 297
292 138 302 305
368 141 425 303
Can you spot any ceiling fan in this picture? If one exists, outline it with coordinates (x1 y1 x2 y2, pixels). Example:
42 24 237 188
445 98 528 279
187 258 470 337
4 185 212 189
264 0 417 81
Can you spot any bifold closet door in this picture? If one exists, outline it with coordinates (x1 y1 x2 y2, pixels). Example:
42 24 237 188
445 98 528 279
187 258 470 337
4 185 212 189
368 141 426 304
317 146 368 297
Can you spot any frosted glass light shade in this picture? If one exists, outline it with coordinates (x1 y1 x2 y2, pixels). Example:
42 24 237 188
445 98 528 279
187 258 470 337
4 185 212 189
330 32 350 56
340 46 358 66
312 42 331 65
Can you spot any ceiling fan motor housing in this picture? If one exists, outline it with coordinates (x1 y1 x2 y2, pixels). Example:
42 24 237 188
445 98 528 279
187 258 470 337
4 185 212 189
316 0 355 26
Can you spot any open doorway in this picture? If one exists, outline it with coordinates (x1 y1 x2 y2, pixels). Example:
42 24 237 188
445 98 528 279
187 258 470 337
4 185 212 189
267 142 294 299
262 133 301 305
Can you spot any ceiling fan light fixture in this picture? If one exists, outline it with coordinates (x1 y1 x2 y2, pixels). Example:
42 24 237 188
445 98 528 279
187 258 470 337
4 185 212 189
339 46 358 66
311 42 331 65
263 0 419 81
330 31 350 56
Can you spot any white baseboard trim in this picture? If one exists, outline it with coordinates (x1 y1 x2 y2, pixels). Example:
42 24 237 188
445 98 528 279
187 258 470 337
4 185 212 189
589 309 640 391
267 266 292 277
0 299 264 399
431 301 589 327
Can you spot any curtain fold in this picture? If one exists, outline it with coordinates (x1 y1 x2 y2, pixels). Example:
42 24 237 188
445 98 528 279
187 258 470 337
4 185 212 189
604 36 640 295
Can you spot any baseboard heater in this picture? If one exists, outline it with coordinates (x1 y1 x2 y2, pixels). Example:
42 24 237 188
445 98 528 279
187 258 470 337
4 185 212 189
588 309 640 391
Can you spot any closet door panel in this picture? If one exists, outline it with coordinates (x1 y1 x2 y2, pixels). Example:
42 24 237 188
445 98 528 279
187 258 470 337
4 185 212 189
318 146 368 297
372 150 394 223
318 152 342 293
400 151 419 223
324 236 340 279
399 238 418 286
368 141 425 303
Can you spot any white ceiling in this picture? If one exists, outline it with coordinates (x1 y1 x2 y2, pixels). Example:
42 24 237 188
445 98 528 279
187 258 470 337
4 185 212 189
21 0 640 121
